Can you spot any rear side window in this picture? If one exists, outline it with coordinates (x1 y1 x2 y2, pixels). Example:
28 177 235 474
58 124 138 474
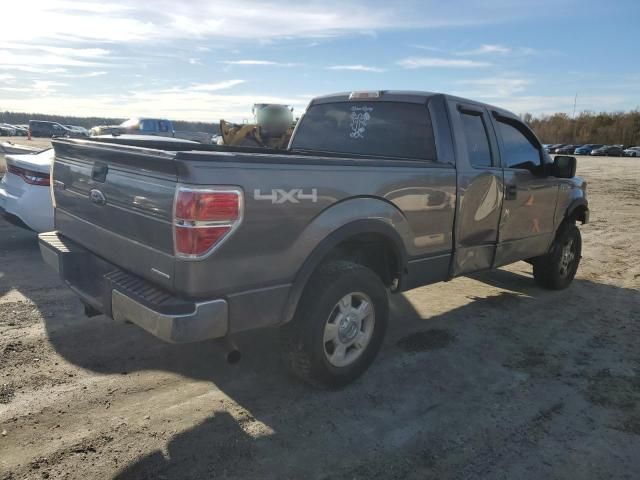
460 112 492 167
140 120 156 132
158 121 170 132
291 102 437 161
496 120 541 171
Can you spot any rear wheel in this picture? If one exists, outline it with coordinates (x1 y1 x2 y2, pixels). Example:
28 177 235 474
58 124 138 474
280 261 388 388
533 222 582 290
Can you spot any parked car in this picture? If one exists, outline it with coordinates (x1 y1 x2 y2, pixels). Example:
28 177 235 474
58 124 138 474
12 125 29 136
0 124 17 136
555 144 581 154
553 144 572 153
65 125 90 137
0 123 28 136
0 149 55 232
90 117 175 137
623 146 640 157
40 90 588 388
28 120 85 138
574 144 603 155
590 145 624 156
544 143 564 153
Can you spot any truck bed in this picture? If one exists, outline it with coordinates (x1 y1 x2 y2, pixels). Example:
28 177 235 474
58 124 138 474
51 137 456 301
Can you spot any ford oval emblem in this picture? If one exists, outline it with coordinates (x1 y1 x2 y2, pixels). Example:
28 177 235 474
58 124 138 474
89 189 107 206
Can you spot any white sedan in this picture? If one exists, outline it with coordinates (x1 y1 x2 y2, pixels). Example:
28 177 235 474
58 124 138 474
0 148 54 232
623 146 640 157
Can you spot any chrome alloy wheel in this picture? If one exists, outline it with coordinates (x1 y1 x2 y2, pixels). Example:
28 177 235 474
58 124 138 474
323 292 375 368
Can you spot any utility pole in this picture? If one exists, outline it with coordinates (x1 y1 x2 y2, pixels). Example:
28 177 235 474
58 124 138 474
572 93 578 143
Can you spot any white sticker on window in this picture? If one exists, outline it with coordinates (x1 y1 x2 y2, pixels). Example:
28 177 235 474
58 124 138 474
349 106 373 139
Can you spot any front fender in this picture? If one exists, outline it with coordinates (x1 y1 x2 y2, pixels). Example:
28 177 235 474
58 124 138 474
554 178 589 227
566 197 589 224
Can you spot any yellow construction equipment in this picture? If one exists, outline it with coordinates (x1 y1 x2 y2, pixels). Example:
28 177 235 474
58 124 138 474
219 104 295 149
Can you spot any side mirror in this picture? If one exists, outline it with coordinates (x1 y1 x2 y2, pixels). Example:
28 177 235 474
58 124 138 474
551 155 576 178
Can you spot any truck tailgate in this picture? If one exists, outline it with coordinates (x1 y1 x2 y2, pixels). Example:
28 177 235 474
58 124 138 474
51 139 178 289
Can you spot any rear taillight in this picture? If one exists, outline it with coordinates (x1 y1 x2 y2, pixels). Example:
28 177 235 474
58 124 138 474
173 186 243 258
7 165 50 186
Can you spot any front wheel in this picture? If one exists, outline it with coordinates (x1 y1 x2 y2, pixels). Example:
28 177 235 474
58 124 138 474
533 222 582 290
280 261 388 388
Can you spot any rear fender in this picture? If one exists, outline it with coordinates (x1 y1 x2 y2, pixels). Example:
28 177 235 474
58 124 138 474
280 197 411 324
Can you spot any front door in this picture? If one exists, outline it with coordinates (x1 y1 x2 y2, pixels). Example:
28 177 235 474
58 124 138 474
449 101 504 275
490 112 559 267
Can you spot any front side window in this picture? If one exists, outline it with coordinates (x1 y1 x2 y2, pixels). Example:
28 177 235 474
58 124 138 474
497 120 541 171
460 112 492 168
291 102 437 161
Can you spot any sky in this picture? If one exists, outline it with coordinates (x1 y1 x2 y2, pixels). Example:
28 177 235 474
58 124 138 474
0 0 638 122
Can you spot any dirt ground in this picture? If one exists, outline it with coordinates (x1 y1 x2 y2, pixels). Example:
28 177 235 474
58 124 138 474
0 156 639 479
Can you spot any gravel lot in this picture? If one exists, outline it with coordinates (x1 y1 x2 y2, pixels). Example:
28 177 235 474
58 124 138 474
0 156 639 479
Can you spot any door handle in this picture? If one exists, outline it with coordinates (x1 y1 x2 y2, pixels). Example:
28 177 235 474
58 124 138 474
505 184 518 200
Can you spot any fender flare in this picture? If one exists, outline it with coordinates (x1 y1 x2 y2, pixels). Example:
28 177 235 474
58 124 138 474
280 219 408 324
565 198 589 224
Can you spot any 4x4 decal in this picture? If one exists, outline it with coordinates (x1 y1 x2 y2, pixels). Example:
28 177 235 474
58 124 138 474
254 189 318 204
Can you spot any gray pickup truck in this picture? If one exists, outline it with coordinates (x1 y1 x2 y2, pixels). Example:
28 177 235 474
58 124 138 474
39 91 588 388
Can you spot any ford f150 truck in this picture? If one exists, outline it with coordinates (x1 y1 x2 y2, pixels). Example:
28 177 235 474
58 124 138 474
39 91 589 388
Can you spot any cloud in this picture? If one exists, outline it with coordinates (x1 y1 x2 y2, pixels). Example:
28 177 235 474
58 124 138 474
0 80 68 94
460 44 511 55
190 80 246 91
188 58 201 65
0 66 68 74
398 57 492 69
32 80 68 91
0 1 561 46
455 77 531 97
493 95 628 115
410 45 444 52
0 50 103 68
0 86 310 122
327 65 386 73
221 60 300 67
458 44 541 57
61 71 108 78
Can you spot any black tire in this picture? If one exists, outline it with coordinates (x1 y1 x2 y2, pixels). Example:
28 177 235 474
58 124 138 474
533 222 582 290
280 260 388 389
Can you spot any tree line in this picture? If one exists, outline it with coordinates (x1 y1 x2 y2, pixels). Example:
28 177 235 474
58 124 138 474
3 109 640 146
0 111 219 134
523 110 640 146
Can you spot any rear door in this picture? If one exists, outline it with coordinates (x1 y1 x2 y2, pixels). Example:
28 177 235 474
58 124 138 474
52 139 179 289
490 112 559 266
449 101 504 275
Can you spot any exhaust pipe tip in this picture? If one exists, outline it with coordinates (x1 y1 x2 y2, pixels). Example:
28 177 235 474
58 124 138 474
218 337 241 364
227 349 242 364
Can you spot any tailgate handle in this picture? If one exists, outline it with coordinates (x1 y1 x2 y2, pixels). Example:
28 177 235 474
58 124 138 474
91 162 108 182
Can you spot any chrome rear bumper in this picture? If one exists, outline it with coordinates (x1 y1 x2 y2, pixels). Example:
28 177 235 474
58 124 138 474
39 231 229 343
